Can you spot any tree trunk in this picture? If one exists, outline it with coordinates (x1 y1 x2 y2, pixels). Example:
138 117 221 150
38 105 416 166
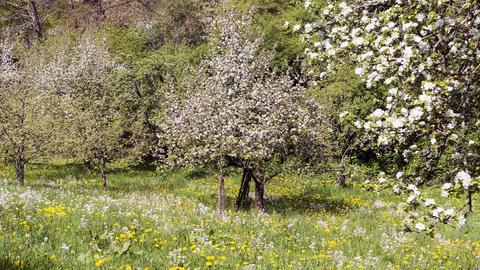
252 168 265 211
467 191 473 213
15 142 26 185
28 0 43 39
101 170 107 189
15 158 25 185
235 168 251 210
337 165 347 188
84 159 93 170
217 174 225 215
100 159 107 189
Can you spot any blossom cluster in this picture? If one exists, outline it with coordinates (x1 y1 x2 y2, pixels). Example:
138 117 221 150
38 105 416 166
301 0 480 230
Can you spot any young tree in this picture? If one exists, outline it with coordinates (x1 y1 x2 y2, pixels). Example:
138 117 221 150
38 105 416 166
41 34 125 189
162 8 324 213
305 64 382 188
303 0 480 232
0 38 57 184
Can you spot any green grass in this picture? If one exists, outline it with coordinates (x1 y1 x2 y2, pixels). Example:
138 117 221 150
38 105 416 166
0 162 479 269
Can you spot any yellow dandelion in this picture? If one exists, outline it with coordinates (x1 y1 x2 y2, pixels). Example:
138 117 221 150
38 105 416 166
94 257 110 267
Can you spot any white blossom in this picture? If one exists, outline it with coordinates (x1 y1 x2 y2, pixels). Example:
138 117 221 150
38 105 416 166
432 207 443 217
408 107 424 122
445 208 455 217
304 0 311 9
392 118 405 129
415 223 426 231
371 109 385 118
422 81 435 90
378 135 389 145
352 36 364 46
442 183 453 190
455 171 472 189
339 111 349 118
388 88 398 96
416 13 426 22
355 67 364 76
378 177 387 184
305 23 313 33
407 195 416 204
424 199 435 207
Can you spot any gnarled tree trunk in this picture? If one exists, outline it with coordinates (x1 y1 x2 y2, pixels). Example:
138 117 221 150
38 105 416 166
252 168 265 211
15 142 26 185
235 168 251 210
15 157 25 185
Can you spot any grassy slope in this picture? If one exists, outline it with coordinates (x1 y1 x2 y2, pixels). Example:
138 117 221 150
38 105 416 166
0 162 478 269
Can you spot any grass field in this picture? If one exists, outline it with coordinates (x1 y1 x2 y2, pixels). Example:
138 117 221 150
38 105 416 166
0 162 479 269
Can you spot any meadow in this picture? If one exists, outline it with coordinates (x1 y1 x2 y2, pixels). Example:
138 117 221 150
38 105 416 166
0 162 478 270
1 1 480 269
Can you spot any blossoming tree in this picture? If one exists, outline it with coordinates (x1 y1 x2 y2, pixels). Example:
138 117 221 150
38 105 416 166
302 0 480 232
0 38 59 184
40 35 126 189
162 8 324 214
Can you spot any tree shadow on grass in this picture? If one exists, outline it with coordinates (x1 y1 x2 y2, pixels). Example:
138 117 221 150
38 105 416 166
6 162 157 193
265 192 361 215
26 162 157 181
0 258 37 270
101 168 208 194
25 162 92 180
182 180 360 215
1 162 233 195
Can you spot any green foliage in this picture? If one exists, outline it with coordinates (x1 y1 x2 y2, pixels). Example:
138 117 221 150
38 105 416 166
306 65 383 182
254 5 305 70
101 25 211 166
228 0 308 70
